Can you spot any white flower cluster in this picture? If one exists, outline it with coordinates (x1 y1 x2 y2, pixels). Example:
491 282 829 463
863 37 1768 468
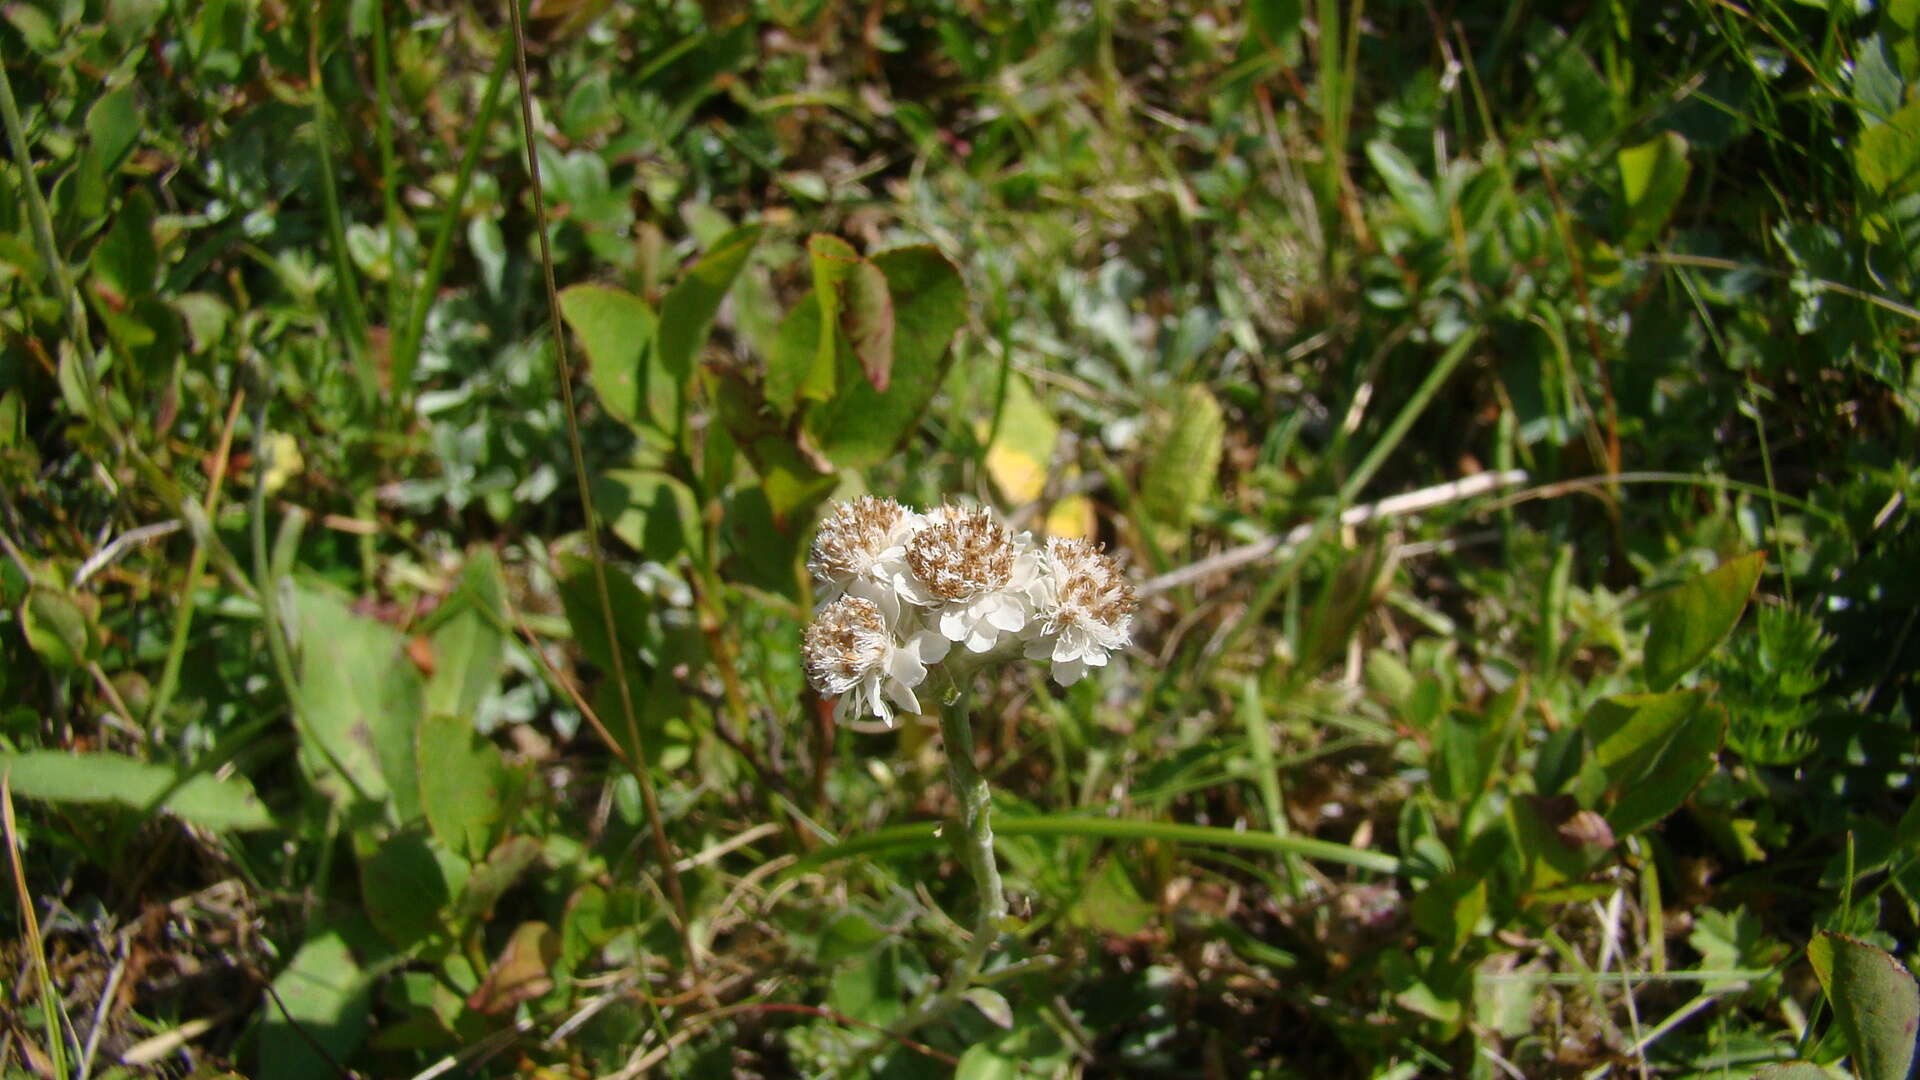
802 497 1137 727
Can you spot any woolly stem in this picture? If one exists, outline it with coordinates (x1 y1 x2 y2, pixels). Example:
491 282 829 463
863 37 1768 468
835 691 1008 1072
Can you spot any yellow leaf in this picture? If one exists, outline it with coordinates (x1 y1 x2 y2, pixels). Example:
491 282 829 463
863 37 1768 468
978 373 1057 507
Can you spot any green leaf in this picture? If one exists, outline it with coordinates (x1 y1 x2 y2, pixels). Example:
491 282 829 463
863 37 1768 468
1140 385 1224 546
710 362 836 521
1855 98 1920 199
417 714 511 862
807 233 860 397
1643 551 1765 691
457 835 543 921
1752 1066 1838 1080
1807 931 1920 1080
1585 691 1707 783
84 85 141 177
1616 131 1691 251
258 928 374 1080
423 550 507 721
657 222 761 398
93 187 158 301
963 986 1014 1029
0 750 274 831
1584 692 1723 836
591 469 701 564
558 283 659 432
1366 139 1444 237
1606 702 1721 836
1410 871 1487 954
843 259 895 391
359 828 463 950
804 245 966 468
20 586 92 669
554 554 652 673
954 1044 1022 1080
293 584 425 817
1071 858 1153 936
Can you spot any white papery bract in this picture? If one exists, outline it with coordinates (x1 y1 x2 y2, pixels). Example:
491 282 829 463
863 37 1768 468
1023 537 1136 686
802 501 1136 723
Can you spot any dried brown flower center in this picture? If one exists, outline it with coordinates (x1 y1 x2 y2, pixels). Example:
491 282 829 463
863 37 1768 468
1048 538 1136 626
802 596 888 690
809 496 908 581
906 510 1014 601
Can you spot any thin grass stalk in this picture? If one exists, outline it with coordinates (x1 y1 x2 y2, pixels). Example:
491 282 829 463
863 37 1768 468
369 0 405 355
3 776 72 1079
307 0 375 402
502 0 698 984
393 49 512 392
0 55 100 401
147 386 247 729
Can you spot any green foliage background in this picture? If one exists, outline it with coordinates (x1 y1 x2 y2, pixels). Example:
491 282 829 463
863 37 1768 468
2 0 1919 1076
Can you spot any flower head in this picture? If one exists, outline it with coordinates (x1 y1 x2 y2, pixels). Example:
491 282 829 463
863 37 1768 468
803 595 949 727
807 496 919 604
1023 538 1136 686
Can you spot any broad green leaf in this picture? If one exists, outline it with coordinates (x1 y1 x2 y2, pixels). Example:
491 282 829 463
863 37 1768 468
466 921 559 1015
258 928 374 1080
293 584 424 817
558 284 659 432
1584 691 1707 784
554 554 651 673
808 233 860 397
1617 131 1691 251
1606 703 1723 836
710 362 836 522
1069 859 1153 936
657 223 761 388
1366 139 1444 237
423 550 507 721
85 85 141 177
979 372 1057 506
417 713 511 862
457 835 543 921
1644 551 1764 691
591 468 701 564
359 828 462 950
721 486 805 599
955 1044 1022 1080
805 246 966 468
1433 678 1527 803
1752 1066 1838 1080
0 749 274 831
92 187 158 300
1807 931 1920 1080
963 986 1014 1029
1410 872 1487 954
21 586 92 669
1140 385 1224 546
828 948 904 1026
845 259 895 391
1855 98 1920 199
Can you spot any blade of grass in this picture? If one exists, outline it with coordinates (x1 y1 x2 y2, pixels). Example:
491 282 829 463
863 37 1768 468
503 0 698 992
784 812 1401 878
4 773 73 1080
392 48 512 394
308 0 375 403
370 0 404 351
